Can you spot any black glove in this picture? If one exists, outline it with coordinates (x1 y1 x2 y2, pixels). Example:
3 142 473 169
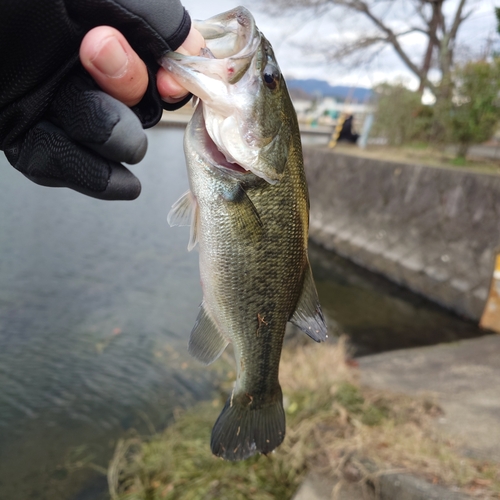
0 0 192 200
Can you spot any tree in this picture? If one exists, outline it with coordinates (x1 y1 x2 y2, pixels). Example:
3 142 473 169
257 0 478 100
372 82 434 145
444 59 500 157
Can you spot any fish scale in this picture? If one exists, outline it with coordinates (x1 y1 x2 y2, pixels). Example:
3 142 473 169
163 6 327 461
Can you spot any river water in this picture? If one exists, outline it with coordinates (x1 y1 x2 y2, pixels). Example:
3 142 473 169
0 126 486 499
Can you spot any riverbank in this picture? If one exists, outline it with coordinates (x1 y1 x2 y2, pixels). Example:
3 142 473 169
293 333 500 500
106 336 500 499
303 145 500 327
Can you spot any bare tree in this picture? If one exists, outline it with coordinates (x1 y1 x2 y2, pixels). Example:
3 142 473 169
257 0 478 100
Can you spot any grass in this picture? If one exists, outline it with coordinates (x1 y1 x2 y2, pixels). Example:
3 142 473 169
333 142 500 174
107 337 500 500
107 408 297 500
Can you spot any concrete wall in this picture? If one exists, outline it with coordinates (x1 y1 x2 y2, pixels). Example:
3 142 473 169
303 147 500 321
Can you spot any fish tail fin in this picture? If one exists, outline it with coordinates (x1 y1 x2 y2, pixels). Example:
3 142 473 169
210 386 285 461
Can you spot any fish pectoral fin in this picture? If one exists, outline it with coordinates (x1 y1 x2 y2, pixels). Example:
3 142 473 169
290 261 328 342
167 190 195 226
223 184 263 243
167 190 199 251
188 304 229 365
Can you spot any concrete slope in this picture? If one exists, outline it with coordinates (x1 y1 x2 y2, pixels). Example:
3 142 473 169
303 147 500 322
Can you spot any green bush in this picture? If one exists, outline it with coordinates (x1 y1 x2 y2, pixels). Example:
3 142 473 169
372 82 434 146
444 59 500 157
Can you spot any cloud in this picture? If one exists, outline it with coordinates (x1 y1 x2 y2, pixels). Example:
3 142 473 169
181 0 498 88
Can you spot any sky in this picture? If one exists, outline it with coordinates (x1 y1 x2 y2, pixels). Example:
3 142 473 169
180 0 499 90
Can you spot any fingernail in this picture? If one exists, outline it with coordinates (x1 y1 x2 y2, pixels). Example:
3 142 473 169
91 36 128 78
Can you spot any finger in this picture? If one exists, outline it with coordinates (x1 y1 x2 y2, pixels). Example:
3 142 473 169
158 26 205 103
157 67 188 103
6 121 141 201
49 73 147 165
176 26 206 57
80 26 148 107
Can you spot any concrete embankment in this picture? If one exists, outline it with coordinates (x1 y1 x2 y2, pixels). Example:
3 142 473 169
303 146 500 323
293 334 500 500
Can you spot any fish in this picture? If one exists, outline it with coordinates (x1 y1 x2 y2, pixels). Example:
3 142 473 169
161 6 327 461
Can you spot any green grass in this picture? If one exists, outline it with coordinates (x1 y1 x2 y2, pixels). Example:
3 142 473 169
450 156 468 167
108 402 303 500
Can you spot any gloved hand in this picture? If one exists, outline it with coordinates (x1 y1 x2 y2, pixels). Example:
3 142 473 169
0 0 193 200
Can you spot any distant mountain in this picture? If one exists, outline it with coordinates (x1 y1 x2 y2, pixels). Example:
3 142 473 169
286 78 372 102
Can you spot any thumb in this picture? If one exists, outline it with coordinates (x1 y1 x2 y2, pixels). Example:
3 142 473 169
80 26 149 107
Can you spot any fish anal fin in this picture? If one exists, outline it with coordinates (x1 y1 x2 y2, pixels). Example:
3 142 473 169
290 262 328 342
188 304 228 365
211 387 285 461
167 190 199 251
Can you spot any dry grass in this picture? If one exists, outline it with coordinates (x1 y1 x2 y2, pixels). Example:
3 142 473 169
333 142 500 174
108 338 500 500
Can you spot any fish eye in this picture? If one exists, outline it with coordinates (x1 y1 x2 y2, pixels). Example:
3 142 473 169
263 63 279 90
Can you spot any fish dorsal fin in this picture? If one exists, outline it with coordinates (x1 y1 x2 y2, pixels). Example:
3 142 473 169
223 184 263 243
290 262 328 342
167 190 199 251
188 303 229 365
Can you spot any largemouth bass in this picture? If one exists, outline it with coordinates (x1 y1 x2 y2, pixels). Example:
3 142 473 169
162 6 327 461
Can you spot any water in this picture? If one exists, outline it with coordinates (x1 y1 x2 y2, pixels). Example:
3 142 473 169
309 243 486 356
0 127 487 499
0 127 210 500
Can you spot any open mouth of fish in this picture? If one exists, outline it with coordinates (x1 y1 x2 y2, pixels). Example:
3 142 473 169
190 103 250 177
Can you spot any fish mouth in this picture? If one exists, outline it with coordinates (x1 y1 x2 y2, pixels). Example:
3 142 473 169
165 7 283 185
162 7 263 179
193 6 260 81
189 102 249 177
161 7 260 99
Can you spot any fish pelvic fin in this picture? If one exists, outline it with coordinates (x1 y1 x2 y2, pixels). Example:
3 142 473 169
290 261 328 342
211 387 285 461
167 190 199 251
188 303 229 364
